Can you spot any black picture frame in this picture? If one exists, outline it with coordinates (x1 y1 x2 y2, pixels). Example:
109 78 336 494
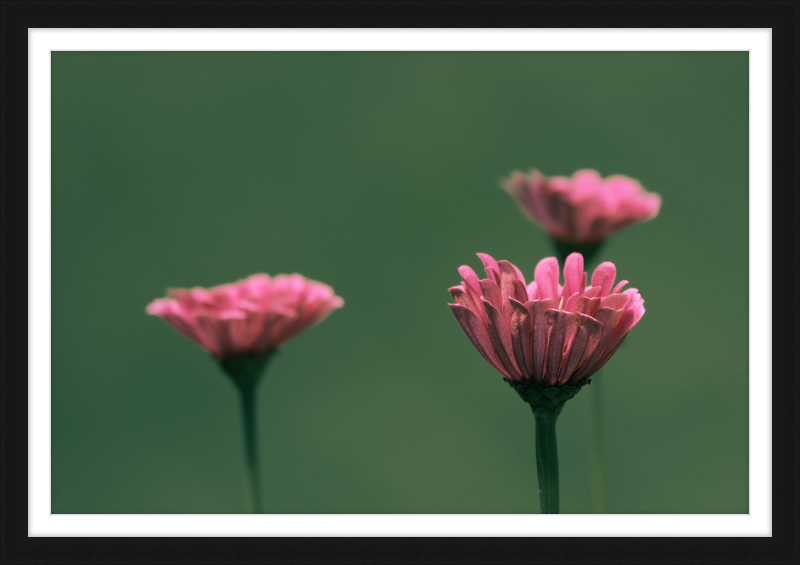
2 1 798 563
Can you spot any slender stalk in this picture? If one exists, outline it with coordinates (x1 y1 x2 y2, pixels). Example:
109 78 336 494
220 352 273 514
533 406 561 514
237 382 262 514
588 376 607 513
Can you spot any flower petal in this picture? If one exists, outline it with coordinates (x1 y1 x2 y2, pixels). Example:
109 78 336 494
591 262 617 298
573 307 622 380
607 299 646 349
582 286 602 299
448 286 481 316
534 257 560 300
449 304 509 378
510 299 533 378
511 263 527 286
561 314 603 385
590 332 630 374
458 265 482 297
612 280 629 294
563 253 584 298
526 281 540 301
498 261 524 313
483 300 523 380
526 298 561 385
479 279 503 312
563 291 580 313
529 303 556 385
574 295 602 316
599 294 627 311
477 253 501 285
458 266 486 322
511 280 529 304
544 310 579 386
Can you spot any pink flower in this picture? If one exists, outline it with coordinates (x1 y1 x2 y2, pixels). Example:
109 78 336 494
448 253 644 387
502 169 661 245
147 273 344 359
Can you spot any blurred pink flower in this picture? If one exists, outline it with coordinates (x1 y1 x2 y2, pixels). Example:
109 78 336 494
147 273 344 359
502 169 661 245
448 253 644 387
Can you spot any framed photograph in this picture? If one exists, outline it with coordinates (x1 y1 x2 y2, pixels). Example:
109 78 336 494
2 1 797 563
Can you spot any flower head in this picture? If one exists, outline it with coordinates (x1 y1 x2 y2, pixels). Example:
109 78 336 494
147 273 343 359
448 253 644 387
502 169 661 245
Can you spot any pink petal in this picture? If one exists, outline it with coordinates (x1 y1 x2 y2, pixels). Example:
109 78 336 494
510 299 533 378
621 288 642 310
511 263 527 286
483 300 523 380
534 257 560 300
608 300 646 348
478 279 503 312
458 266 486 322
458 265 482 297
217 316 251 353
612 280 629 294
526 299 559 385
582 286 602 299
599 294 627 311
529 303 556 385
574 295 601 317
194 315 225 358
561 314 603 385
526 281 540 301
591 262 617 297
563 291 580 313
544 310 579 386
563 253 584 298
449 304 509 378
154 307 222 357
573 307 622 380
590 332 630 374
249 311 288 352
477 253 501 285
497 261 523 313
448 286 481 316
511 280 529 305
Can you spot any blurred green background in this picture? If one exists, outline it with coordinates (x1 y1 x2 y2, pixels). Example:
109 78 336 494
51 52 748 514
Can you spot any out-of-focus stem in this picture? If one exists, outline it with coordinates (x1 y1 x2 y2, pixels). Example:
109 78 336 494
220 352 273 514
552 239 603 268
237 382 262 514
589 375 607 513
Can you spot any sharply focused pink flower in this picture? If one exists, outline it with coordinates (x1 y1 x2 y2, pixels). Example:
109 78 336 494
448 253 644 387
502 169 661 245
147 273 344 359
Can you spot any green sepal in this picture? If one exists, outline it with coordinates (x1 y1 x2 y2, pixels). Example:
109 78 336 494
505 378 591 415
219 351 275 390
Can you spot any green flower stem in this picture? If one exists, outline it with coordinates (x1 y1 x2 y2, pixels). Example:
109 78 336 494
220 352 274 514
509 380 586 514
588 374 607 513
237 382 262 514
533 405 561 514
